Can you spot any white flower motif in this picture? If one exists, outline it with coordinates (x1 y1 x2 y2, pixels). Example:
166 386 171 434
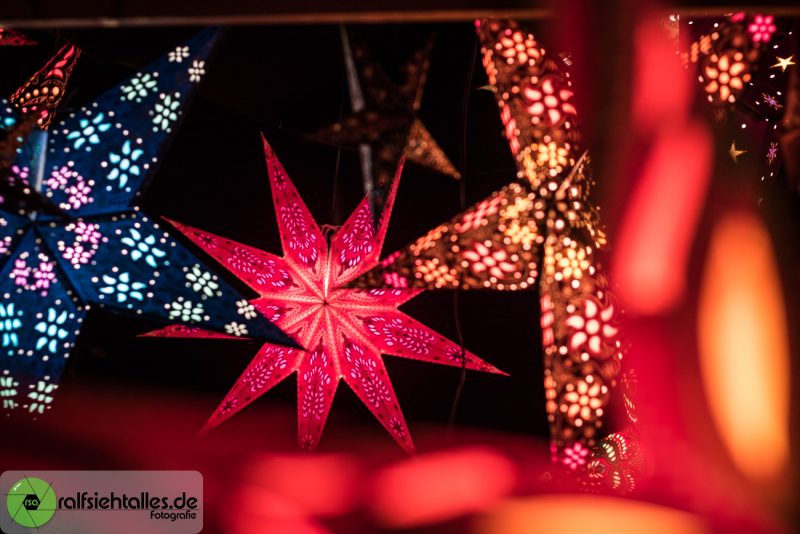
168 46 190 63
120 72 158 102
27 380 57 414
188 60 205 83
1 374 19 410
225 322 248 337
151 92 181 132
166 297 206 323
236 299 257 319
185 264 220 298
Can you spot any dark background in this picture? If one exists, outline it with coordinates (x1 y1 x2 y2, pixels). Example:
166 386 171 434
0 24 548 447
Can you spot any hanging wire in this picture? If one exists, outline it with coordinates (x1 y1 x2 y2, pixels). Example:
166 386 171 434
447 31 478 440
330 123 343 226
329 28 348 229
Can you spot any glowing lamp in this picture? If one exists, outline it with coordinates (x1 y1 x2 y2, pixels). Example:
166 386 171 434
698 212 790 484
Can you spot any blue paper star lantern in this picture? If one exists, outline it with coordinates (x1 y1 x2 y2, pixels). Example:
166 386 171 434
0 29 295 416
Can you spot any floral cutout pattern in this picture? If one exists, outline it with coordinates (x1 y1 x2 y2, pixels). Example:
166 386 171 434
45 164 97 212
121 72 159 102
26 379 57 414
151 92 181 132
236 300 257 319
64 112 112 151
224 321 248 337
188 60 205 83
747 15 776 43
57 221 104 269
10 252 58 296
352 182 539 291
120 227 167 268
184 264 221 299
104 139 145 190
98 271 148 306
0 373 19 410
34 308 70 354
165 297 207 323
168 45 190 63
0 303 23 355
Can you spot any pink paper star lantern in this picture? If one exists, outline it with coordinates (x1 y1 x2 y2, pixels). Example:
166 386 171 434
145 136 504 452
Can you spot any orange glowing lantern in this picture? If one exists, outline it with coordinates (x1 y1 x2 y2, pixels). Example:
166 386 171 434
697 212 790 485
477 495 709 534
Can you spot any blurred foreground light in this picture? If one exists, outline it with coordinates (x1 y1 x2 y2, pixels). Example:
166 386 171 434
227 484 330 534
370 447 515 528
613 121 712 314
632 18 692 131
698 213 790 484
476 495 709 534
614 15 712 315
246 454 360 516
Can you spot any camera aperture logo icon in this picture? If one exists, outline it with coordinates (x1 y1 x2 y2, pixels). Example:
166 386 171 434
6 476 57 528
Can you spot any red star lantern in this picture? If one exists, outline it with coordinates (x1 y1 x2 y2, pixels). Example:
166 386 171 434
11 44 81 129
144 136 504 452
0 26 36 46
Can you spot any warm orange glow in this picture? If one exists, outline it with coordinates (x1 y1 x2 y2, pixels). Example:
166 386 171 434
613 121 712 314
698 213 790 483
477 495 709 534
370 447 515 528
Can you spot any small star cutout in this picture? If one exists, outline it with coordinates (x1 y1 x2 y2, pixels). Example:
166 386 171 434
767 142 778 165
771 55 796 72
729 140 747 163
761 92 782 110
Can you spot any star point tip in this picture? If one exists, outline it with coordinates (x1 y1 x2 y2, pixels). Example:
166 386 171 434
196 422 213 438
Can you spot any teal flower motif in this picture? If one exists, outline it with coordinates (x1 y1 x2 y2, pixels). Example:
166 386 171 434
99 271 146 304
152 92 181 132
0 303 23 355
121 72 158 102
121 228 167 268
34 308 69 354
65 112 112 150
107 140 144 189
1 103 16 128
